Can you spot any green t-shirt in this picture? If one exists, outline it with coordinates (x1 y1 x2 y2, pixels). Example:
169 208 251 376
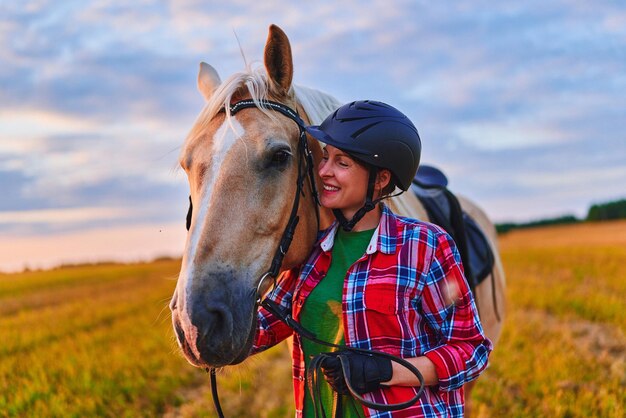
300 227 375 418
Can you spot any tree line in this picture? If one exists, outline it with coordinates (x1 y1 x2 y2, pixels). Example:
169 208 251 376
496 198 626 233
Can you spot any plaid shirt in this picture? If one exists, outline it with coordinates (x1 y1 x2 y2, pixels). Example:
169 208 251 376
252 205 492 417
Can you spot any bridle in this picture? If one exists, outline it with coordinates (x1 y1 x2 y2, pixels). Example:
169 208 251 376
184 98 425 418
236 99 321 300
186 98 320 291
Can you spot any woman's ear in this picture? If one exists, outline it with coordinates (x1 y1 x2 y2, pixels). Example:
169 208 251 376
376 169 392 191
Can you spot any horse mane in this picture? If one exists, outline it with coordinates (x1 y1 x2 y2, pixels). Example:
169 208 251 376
293 85 342 125
184 64 341 150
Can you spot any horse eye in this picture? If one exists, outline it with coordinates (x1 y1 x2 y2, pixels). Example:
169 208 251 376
270 149 292 169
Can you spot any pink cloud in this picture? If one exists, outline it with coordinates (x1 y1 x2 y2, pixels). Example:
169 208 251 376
0 222 186 272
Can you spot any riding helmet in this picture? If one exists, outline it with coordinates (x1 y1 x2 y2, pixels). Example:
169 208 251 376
306 100 421 191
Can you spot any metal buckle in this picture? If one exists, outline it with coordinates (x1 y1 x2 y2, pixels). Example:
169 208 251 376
256 272 275 304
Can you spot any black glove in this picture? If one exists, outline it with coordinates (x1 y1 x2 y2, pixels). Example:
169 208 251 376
320 351 393 395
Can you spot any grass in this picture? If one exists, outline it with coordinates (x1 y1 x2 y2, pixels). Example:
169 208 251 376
0 260 203 417
471 220 626 418
1 220 624 417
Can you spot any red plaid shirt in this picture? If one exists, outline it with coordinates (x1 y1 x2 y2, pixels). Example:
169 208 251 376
252 205 492 417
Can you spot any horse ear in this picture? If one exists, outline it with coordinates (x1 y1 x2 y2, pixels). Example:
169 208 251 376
198 62 221 101
264 24 293 94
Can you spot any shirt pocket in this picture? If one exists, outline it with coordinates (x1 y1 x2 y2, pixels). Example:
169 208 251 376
363 281 410 315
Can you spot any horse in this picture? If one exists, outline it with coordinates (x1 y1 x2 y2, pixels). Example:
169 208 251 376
170 24 505 415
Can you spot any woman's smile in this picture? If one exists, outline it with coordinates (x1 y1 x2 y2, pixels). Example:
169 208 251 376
318 145 370 218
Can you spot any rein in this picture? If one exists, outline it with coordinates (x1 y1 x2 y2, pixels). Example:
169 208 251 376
261 299 426 417
186 99 424 417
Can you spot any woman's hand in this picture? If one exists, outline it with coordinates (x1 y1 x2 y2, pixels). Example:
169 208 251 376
320 351 393 394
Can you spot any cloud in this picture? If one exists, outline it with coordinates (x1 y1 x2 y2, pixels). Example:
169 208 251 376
0 206 135 224
0 104 188 211
1 0 625 268
455 121 570 151
0 221 186 273
517 165 626 190
0 108 96 145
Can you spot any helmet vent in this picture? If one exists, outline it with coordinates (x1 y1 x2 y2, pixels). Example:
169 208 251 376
351 121 382 139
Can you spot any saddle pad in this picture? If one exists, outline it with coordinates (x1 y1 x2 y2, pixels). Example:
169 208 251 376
462 213 495 286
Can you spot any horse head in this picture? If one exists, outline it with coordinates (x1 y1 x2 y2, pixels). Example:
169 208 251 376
170 25 336 368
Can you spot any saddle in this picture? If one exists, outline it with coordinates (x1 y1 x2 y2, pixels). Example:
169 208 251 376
411 165 494 294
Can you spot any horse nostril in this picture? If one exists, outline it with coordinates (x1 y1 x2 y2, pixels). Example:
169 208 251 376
194 303 234 347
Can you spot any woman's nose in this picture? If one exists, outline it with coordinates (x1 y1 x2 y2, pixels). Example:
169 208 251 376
318 160 331 177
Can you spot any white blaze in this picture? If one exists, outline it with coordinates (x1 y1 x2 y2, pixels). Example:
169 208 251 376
176 117 245 358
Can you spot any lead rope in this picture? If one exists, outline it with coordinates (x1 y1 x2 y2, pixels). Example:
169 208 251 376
208 369 225 418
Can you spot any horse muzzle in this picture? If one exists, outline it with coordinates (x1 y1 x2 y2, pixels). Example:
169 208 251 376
170 279 257 368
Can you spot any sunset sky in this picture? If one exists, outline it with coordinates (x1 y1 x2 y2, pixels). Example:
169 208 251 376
1 1 625 271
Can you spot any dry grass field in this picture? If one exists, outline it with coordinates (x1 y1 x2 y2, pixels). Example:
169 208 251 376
1 220 624 417
471 220 626 417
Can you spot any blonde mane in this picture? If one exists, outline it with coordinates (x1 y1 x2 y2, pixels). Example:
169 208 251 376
293 85 342 125
183 64 341 151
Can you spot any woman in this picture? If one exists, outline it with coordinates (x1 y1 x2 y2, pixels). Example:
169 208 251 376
251 100 492 417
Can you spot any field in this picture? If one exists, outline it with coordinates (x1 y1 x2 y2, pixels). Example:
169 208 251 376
1 220 625 417
472 220 626 417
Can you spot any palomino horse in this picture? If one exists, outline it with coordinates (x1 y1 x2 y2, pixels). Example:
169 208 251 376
170 24 505 413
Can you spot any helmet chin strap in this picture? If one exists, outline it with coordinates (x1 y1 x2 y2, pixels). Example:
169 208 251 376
333 166 380 232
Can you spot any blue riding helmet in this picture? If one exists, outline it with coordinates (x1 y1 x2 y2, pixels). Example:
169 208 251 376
306 100 421 191
306 100 421 231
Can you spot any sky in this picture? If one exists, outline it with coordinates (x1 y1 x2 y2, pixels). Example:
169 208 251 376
1 0 625 271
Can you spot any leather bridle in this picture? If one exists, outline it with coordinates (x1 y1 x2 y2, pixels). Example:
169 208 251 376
185 98 320 298
184 98 425 418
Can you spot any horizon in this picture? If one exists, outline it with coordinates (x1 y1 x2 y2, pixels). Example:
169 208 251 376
2 1 625 272
3 215 624 275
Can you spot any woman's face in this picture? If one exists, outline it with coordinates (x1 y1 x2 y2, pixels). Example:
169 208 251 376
318 145 370 218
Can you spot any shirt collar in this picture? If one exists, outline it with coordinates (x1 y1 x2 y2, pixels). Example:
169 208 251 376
318 204 398 255
319 223 339 252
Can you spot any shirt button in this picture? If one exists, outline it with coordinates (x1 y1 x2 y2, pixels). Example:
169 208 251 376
298 376 304 381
